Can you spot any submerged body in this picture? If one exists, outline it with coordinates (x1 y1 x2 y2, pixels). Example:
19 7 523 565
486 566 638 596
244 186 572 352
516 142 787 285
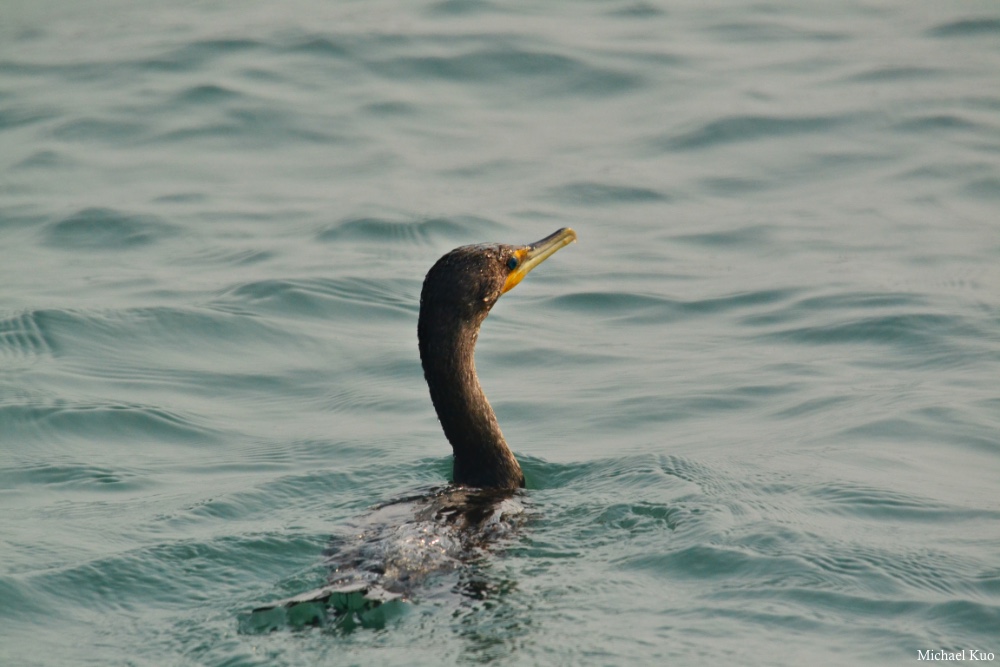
249 486 527 631
326 487 526 596
250 228 576 630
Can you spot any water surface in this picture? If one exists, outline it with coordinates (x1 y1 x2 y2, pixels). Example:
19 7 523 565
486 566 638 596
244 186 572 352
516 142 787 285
2 1 999 665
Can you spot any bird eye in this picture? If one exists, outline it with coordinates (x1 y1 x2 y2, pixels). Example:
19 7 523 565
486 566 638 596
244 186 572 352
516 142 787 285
506 256 519 270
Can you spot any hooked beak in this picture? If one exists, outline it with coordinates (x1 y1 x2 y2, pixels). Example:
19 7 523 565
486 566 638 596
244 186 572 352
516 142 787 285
502 227 577 294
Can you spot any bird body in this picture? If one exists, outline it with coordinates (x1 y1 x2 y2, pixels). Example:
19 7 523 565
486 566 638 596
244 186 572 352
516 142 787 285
249 228 576 630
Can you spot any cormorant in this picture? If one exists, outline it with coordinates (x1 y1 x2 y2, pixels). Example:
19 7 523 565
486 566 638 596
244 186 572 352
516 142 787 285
247 227 577 631
419 227 578 489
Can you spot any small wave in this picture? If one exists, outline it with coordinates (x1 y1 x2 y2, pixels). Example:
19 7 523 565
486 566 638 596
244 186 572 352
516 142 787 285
370 46 640 97
44 208 177 251
964 177 1000 200
684 288 795 314
893 113 983 135
170 83 244 106
51 118 148 143
802 480 995 523
671 224 774 248
626 543 804 581
779 535 997 601
846 65 945 83
698 176 770 196
760 312 962 347
361 100 419 116
663 114 847 151
25 532 324 615
0 400 217 446
153 106 342 147
0 462 150 492
548 291 682 324
707 19 848 43
285 35 351 58
743 291 930 327
596 501 682 533
317 215 498 245
606 2 665 19
29 306 297 360
552 287 794 328
546 182 669 206
426 0 504 17
0 310 53 364
0 104 52 131
140 37 267 73
926 17 1000 39
14 149 74 170
179 245 273 266
214 276 414 321
518 457 718 568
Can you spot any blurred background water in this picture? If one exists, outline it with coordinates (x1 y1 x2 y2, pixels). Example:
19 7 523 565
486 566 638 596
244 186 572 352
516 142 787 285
2 0 999 665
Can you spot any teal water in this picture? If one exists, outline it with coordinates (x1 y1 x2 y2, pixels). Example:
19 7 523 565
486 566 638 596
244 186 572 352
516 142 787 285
2 1 1000 664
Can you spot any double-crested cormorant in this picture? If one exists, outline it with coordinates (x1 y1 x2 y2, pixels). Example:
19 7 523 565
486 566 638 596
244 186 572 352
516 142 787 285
419 227 577 489
247 228 576 631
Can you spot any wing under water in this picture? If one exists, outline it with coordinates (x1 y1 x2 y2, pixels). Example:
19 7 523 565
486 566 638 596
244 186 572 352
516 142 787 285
244 487 526 632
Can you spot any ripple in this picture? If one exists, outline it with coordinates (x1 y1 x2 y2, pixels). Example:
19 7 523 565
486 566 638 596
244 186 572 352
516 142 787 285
0 311 53 364
44 208 177 251
708 20 849 43
546 182 669 206
214 277 413 321
361 100 419 116
0 462 151 492
671 224 774 248
154 106 342 146
318 215 497 245
766 313 964 350
964 177 1000 200
927 17 1000 38
25 532 323 615
548 291 681 322
51 118 148 143
426 0 504 17
370 46 640 97
635 543 802 580
742 291 931 328
170 83 244 106
547 289 797 324
803 481 997 523
893 113 984 133
142 37 267 72
663 114 847 151
22 306 312 378
846 66 945 83
596 501 681 533
285 34 352 58
607 2 665 18
14 149 75 170
0 104 52 131
0 400 218 446
699 176 770 196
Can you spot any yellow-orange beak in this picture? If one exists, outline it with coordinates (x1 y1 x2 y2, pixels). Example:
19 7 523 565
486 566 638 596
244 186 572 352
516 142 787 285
501 227 577 294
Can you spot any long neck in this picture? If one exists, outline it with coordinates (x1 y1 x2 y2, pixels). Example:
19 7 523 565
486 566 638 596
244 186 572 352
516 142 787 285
418 307 524 490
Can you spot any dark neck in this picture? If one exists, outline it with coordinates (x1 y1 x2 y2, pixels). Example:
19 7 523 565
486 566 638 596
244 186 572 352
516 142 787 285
418 307 524 490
